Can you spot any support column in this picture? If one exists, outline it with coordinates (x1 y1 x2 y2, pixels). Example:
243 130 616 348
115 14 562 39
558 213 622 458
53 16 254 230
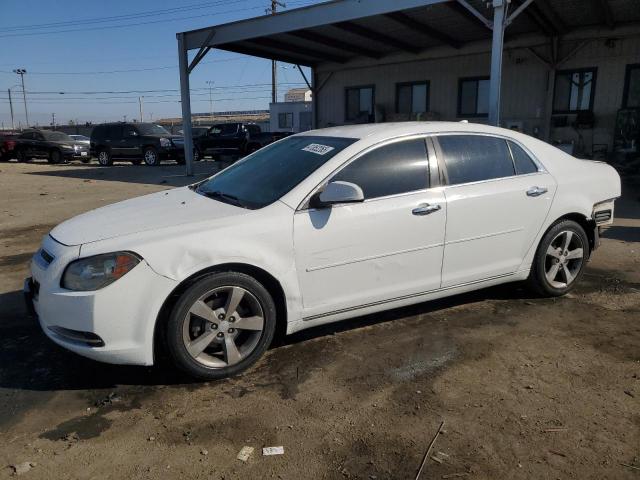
177 32 194 176
311 68 317 129
488 0 506 126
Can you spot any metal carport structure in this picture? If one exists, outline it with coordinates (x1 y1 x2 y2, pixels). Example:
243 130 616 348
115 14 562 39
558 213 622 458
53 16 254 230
176 0 640 174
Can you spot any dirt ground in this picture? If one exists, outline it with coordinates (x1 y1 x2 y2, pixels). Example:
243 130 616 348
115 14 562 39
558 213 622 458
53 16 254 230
0 159 638 480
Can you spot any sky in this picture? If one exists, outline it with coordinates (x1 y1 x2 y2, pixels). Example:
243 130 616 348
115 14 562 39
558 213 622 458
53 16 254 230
0 0 317 128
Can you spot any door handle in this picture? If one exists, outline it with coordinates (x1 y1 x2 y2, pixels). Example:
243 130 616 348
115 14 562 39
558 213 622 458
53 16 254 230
412 203 441 216
526 186 548 197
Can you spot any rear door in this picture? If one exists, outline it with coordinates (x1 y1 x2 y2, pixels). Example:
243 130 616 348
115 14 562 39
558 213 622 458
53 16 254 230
108 125 124 157
293 137 446 319
121 124 141 157
434 134 556 287
33 132 48 156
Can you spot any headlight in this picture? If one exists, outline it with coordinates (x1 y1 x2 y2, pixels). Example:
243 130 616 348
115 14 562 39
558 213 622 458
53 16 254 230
62 252 141 291
159 137 172 148
62 144 74 149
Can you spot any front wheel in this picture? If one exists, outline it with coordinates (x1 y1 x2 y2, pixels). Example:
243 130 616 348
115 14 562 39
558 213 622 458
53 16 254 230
16 149 28 163
166 272 276 380
143 147 160 166
528 220 589 296
97 150 113 166
48 149 62 164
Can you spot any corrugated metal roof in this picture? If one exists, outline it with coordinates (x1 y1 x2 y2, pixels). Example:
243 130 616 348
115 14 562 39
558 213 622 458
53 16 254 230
180 0 640 67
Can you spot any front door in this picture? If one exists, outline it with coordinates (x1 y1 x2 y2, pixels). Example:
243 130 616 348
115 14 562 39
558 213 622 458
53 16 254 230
435 134 556 287
294 137 446 319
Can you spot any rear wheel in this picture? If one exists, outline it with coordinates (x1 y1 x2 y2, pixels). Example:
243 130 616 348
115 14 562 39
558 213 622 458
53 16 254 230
528 219 589 296
97 149 113 166
166 272 276 380
143 147 160 166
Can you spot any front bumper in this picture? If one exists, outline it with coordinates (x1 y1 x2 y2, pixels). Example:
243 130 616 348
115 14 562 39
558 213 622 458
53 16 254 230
26 235 177 366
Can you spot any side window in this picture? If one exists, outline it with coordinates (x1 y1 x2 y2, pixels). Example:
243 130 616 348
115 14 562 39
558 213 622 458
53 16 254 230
331 138 429 200
438 135 515 185
35 133 45 141
220 124 239 136
508 141 539 175
123 125 137 137
19 132 33 140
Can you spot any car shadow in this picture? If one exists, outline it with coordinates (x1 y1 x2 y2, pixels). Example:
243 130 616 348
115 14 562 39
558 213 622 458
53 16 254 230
24 160 228 187
0 282 536 393
601 225 640 243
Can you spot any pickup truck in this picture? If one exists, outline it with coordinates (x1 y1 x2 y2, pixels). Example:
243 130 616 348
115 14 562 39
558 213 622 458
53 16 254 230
13 129 90 163
0 132 18 161
192 122 289 161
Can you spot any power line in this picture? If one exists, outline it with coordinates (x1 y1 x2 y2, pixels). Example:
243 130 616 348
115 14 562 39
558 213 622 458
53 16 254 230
0 57 244 76
0 0 316 38
2 0 242 32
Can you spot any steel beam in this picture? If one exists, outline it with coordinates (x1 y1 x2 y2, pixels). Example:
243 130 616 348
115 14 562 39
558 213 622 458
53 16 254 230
384 11 462 49
488 0 506 126
287 30 382 59
246 37 350 63
181 0 452 50
177 33 194 176
218 42 315 67
594 0 615 29
334 21 422 54
449 0 493 30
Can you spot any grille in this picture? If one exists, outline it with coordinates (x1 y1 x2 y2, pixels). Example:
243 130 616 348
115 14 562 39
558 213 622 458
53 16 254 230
594 209 612 224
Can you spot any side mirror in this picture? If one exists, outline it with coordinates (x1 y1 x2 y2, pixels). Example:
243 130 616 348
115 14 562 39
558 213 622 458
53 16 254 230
312 181 364 208
129 131 138 137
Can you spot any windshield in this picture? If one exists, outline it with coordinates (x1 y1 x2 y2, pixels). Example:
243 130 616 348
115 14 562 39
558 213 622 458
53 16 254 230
136 123 170 135
71 135 89 141
42 131 73 141
197 135 357 209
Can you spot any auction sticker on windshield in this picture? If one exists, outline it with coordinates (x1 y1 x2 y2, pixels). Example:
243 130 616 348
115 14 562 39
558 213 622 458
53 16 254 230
302 143 335 155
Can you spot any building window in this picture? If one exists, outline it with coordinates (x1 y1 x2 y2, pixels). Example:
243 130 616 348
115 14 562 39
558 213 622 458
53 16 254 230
623 64 640 109
299 111 312 131
458 77 489 117
396 81 430 114
345 85 375 122
278 112 293 129
553 69 597 113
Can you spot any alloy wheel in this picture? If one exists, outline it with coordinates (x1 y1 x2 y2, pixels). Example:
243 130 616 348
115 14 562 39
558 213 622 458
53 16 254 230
544 230 584 289
144 149 158 165
98 151 110 165
182 286 265 368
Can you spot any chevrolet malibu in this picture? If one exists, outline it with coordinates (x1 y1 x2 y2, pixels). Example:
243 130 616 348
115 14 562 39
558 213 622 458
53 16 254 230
25 122 621 379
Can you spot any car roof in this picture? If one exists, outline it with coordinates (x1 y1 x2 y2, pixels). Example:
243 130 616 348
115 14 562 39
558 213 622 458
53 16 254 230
298 121 525 141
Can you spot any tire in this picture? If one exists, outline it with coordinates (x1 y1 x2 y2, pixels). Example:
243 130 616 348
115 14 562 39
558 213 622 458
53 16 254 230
16 148 28 163
166 272 277 380
130 158 142 165
48 149 62 164
528 219 590 297
97 149 113 166
143 147 160 166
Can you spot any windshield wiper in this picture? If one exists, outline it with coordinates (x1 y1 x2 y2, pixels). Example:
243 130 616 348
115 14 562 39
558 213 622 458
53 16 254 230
201 190 246 208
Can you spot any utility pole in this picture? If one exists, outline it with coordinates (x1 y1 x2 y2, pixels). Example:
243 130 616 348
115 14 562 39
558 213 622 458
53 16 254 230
7 88 15 131
13 69 28 127
206 80 215 119
267 1 286 103
139 96 144 122
51 112 55 128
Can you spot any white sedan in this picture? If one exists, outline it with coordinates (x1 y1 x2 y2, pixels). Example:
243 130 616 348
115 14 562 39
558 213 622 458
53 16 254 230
25 122 620 379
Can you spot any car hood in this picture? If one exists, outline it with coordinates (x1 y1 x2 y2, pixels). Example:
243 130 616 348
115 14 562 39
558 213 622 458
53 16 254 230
50 187 244 246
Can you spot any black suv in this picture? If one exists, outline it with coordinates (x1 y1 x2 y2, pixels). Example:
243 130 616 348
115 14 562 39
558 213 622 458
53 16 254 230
90 122 184 166
14 129 90 163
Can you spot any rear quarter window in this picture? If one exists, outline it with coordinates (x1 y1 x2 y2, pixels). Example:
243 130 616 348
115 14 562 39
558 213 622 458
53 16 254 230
508 141 539 175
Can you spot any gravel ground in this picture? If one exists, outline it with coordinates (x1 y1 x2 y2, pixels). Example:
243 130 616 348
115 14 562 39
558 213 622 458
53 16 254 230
0 159 638 480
